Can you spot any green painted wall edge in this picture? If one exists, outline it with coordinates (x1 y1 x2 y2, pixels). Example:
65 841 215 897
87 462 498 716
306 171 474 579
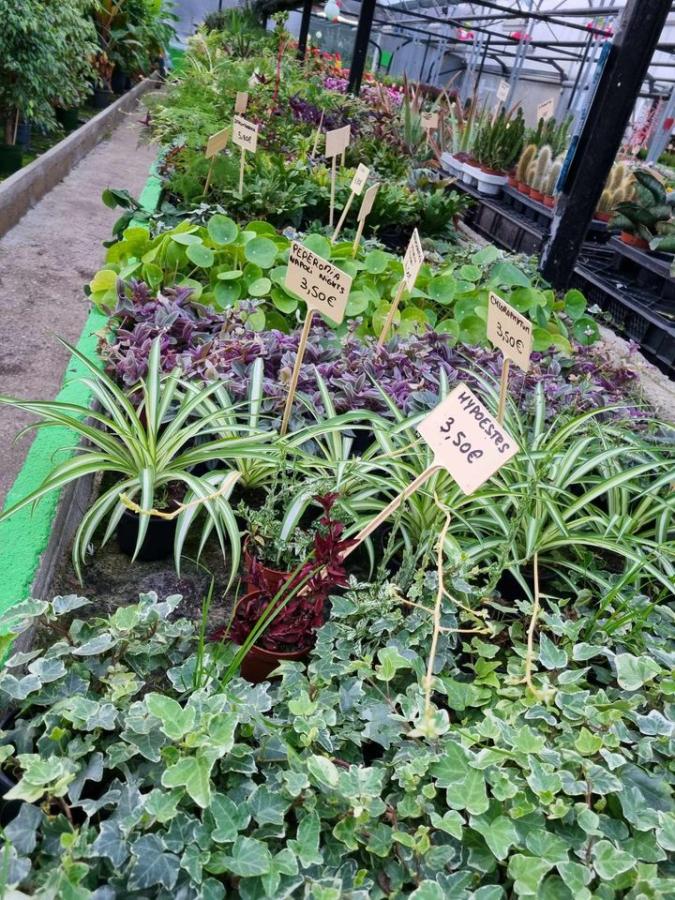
0 162 162 615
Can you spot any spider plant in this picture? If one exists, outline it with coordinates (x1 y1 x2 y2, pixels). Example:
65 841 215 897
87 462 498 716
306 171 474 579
0 338 276 583
448 376 675 616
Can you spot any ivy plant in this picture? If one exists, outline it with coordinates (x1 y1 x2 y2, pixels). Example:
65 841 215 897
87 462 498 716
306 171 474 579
0 579 672 898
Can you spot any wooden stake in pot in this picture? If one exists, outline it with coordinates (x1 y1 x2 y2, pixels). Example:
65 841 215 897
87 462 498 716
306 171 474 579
420 110 439 146
280 241 353 436
203 126 231 195
332 163 369 243
377 228 424 347
325 124 350 228
486 290 533 424
232 115 259 197
344 383 519 558
235 91 249 114
352 182 379 256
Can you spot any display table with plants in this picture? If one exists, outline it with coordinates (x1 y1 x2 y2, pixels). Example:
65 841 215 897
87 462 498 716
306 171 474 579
0 10 673 899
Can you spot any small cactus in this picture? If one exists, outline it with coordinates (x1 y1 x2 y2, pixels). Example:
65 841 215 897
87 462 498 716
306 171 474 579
531 145 552 192
516 143 536 184
545 157 562 196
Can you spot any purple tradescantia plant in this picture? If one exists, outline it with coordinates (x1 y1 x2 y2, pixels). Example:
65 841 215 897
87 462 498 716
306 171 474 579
103 284 642 422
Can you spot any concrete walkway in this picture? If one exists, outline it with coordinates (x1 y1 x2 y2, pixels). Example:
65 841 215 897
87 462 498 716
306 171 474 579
0 112 156 506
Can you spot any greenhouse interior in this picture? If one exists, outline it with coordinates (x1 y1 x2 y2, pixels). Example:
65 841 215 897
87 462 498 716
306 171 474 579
0 0 674 896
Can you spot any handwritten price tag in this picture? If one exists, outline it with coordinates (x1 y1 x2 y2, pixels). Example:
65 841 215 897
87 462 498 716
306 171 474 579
402 228 424 290
358 183 379 222
350 163 370 195
325 124 350 158
537 97 555 121
418 384 519 494
496 79 509 103
421 111 439 130
232 116 259 152
285 241 352 325
235 91 249 114
205 126 230 158
487 291 533 372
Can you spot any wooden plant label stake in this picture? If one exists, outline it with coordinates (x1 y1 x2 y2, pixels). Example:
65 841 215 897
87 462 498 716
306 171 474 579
352 182 379 256
378 228 424 347
325 125 351 228
496 79 510 104
235 91 249 114
537 97 555 121
280 241 353 435
232 115 259 196
332 163 370 243
421 111 439 130
486 291 533 423
345 384 518 556
203 126 230 195
310 110 325 160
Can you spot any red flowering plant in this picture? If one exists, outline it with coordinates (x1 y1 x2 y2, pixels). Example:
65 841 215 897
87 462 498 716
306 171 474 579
229 493 355 654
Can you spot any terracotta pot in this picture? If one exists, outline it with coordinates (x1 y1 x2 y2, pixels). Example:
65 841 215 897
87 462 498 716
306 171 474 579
519 183 531 196
543 195 555 208
239 642 309 683
531 189 544 203
507 173 517 187
594 210 611 222
243 548 291 595
620 231 649 250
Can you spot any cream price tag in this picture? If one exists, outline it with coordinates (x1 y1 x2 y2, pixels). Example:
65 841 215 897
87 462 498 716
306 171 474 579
358 183 379 221
418 384 519 495
325 124 350 158
402 228 424 290
232 115 259 152
205 127 230 158
235 91 249 114
285 241 352 325
421 111 439 130
487 292 533 372
496 79 509 103
537 97 555 121
350 163 370 195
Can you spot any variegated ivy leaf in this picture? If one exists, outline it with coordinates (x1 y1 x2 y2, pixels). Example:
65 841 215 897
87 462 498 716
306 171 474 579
5 754 77 803
128 834 180 891
145 693 196 741
614 653 661 691
162 753 214 808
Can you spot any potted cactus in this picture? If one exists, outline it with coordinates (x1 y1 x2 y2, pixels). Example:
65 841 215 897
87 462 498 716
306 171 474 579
610 168 673 250
594 162 633 222
515 143 536 194
542 155 562 207
529 145 552 202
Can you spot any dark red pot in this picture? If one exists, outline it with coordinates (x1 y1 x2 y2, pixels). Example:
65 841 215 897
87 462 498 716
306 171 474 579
594 210 610 222
507 173 517 187
620 231 648 250
239 642 309 683
243 549 291 595
543 195 555 208
531 189 544 203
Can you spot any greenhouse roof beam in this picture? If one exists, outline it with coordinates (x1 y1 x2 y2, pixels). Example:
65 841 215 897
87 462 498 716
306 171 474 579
452 0 618 36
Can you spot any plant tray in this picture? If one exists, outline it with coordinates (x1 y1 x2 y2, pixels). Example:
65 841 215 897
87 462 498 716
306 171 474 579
609 236 675 302
572 245 675 375
456 182 545 255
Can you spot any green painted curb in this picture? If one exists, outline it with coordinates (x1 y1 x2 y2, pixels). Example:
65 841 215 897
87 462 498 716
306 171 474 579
0 164 162 615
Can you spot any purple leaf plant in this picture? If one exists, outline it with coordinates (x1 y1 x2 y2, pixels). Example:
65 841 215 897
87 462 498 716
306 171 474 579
103 281 644 425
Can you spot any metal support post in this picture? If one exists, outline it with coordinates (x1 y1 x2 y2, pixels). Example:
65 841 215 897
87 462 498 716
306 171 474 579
539 0 672 289
646 87 675 161
296 0 313 61
348 0 378 95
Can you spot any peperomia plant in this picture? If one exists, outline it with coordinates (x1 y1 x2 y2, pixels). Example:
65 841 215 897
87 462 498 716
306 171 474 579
90 213 597 348
0 580 672 898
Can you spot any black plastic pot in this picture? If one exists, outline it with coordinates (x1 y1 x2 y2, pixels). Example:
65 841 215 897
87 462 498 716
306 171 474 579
0 143 22 176
15 122 31 150
56 107 80 130
111 68 131 94
117 509 176 561
93 88 116 110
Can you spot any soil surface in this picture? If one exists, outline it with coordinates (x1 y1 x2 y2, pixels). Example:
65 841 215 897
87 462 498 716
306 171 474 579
0 111 156 506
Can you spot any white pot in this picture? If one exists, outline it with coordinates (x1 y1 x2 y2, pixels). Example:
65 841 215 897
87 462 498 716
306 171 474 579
440 152 462 177
462 162 481 186
475 169 508 196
